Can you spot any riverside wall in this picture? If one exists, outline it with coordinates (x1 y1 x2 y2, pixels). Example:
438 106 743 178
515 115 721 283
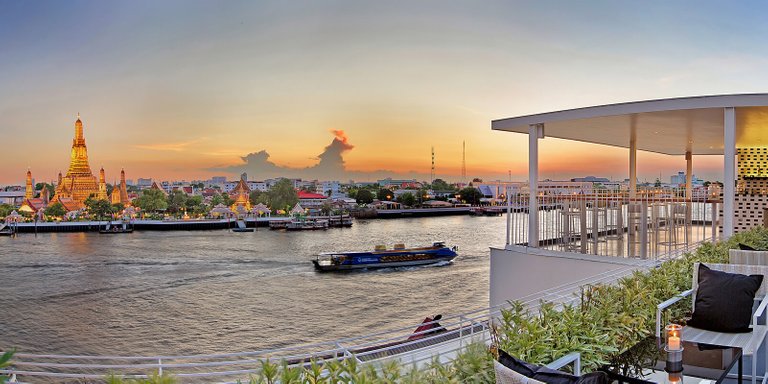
6 208 473 233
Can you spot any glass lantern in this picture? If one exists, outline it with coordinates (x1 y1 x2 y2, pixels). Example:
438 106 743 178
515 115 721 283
665 324 683 352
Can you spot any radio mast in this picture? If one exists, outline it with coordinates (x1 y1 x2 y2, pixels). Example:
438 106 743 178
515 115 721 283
430 146 435 185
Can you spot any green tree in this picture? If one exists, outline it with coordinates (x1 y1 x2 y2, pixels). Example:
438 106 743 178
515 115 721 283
430 178 453 191
106 183 115 196
134 189 168 214
459 187 483 205
84 197 113 220
267 178 299 210
0 203 14 218
221 192 233 206
184 195 206 216
44 202 66 217
35 182 55 197
210 193 224 207
377 188 393 201
249 190 264 205
111 203 125 214
397 192 416 207
654 178 662 187
166 190 188 215
356 189 373 204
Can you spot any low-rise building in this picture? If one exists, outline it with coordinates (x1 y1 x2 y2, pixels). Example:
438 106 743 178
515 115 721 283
0 191 25 206
297 190 329 209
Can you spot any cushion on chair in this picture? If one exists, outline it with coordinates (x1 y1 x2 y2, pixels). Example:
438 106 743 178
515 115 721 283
497 350 608 384
688 263 763 333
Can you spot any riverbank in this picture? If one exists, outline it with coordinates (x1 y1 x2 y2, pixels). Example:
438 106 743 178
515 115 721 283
8 217 282 233
6 208 475 232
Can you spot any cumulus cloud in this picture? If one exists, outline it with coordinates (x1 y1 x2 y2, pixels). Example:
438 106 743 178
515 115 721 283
212 130 421 181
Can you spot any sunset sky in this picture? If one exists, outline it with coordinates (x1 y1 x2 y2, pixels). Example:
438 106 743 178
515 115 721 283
2 1 768 185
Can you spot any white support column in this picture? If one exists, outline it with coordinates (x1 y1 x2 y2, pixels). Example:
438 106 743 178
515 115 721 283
685 151 693 240
685 151 693 199
628 120 638 257
723 107 736 238
528 124 542 247
629 118 637 199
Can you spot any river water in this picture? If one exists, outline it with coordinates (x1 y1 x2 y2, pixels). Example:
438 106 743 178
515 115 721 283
0 215 505 356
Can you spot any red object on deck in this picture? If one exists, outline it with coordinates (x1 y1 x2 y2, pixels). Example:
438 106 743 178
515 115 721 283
407 317 436 340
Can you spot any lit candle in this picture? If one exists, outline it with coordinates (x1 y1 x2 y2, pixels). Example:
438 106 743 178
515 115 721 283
668 335 681 350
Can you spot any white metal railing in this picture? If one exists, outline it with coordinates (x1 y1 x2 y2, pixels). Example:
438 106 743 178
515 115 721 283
504 187 718 259
0 242 703 383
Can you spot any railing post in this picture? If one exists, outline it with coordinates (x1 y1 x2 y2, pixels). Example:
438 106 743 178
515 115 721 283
579 199 587 254
505 186 511 246
711 201 718 241
640 200 648 259
158 358 163 377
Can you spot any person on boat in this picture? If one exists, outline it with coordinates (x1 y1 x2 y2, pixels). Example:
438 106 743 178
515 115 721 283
425 314 446 336
407 314 445 340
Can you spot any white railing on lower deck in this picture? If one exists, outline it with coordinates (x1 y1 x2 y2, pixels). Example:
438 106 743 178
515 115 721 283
0 241 705 383
504 187 718 259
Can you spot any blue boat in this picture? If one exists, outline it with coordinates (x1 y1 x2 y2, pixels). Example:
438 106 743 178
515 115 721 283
312 242 458 271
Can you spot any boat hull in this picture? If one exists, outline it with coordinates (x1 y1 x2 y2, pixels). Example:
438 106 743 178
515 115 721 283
99 229 134 234
313 245 457 272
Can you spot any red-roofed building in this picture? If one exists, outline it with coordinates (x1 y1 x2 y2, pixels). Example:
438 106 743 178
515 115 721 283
19 198 46 214
298 191 327 199
298 190 329 209
201 188 218 198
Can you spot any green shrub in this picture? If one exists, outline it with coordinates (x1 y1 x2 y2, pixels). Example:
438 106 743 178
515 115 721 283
1 349 15 384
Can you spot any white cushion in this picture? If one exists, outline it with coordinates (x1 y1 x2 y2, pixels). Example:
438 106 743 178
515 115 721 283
494 360 546 384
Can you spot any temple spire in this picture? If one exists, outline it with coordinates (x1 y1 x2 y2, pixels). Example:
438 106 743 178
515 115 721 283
74 114 84 142
98 167 108 200
53 115 98 208
25 168 33 199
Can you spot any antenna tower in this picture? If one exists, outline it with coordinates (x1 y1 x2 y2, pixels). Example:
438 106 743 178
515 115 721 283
461 140 466 184
430 146 435 185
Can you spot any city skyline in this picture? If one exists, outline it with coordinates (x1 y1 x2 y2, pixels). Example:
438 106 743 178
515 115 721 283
2 1 768 185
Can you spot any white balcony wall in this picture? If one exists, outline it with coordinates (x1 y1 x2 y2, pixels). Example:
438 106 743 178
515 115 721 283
489 246 647 308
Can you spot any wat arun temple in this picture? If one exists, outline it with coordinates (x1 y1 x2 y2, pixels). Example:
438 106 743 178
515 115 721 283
22 115 129 212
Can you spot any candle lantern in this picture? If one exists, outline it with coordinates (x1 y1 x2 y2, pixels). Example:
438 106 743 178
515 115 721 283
665 324 683 351
665 324 684 373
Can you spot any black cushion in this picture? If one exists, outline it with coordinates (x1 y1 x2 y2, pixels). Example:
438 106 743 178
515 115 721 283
498 349 608 384
739 243 757 250
688 264 763 333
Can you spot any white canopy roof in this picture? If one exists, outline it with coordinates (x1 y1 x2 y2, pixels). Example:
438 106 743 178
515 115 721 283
211 204 232 214
290 203 305 215
492 93 768 155
5 210 22 222
251 203 271 214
